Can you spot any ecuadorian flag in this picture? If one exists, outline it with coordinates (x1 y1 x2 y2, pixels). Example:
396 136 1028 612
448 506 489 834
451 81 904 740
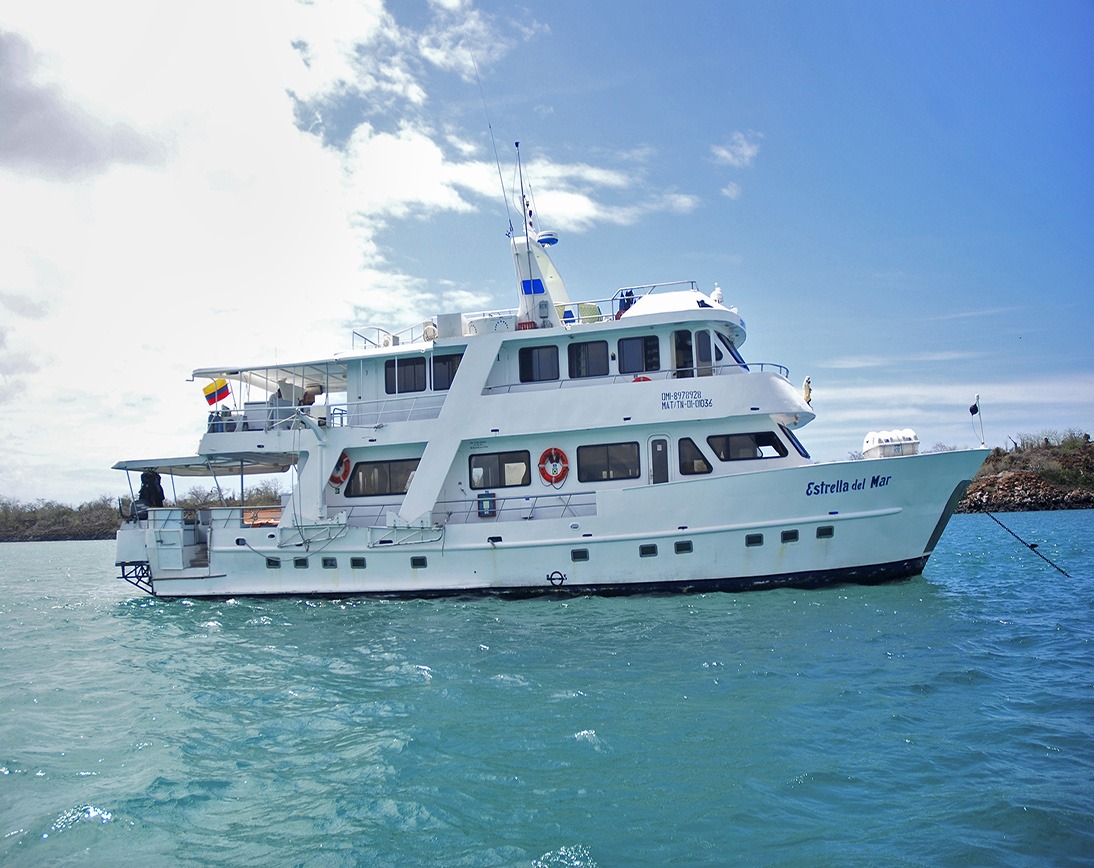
203 378 230 405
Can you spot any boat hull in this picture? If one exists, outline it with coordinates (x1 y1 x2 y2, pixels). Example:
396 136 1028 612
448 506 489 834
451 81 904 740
118 449 986 598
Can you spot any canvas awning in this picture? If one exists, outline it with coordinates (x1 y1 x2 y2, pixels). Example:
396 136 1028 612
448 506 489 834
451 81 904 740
113 454 296 477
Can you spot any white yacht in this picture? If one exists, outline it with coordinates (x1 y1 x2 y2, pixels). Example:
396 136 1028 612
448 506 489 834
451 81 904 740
114 197 988 597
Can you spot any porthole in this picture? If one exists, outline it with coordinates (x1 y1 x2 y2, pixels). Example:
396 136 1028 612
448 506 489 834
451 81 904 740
571 549 590 562
411 556 428 569
639 544 658 558
781 530 799 544
745 533 764 547
322 557 337 569
294 557 309 569
817 526 834 539
674 540 693 554
265 557 281 569
350 557 366 569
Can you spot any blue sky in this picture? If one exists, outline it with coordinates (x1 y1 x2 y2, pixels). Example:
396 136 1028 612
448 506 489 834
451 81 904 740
1 0 1091 504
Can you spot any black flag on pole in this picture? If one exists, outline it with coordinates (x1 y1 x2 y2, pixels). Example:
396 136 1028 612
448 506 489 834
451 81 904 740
969 400 979 416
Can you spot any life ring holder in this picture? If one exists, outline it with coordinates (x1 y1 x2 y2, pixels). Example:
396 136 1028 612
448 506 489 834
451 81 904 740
538 447 569 486
329 452 351 486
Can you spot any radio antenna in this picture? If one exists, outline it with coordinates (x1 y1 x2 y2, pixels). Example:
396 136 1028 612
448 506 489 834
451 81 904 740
470 52 513 236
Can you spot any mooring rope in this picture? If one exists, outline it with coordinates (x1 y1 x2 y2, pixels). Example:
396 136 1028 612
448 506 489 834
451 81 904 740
984 511 1072 578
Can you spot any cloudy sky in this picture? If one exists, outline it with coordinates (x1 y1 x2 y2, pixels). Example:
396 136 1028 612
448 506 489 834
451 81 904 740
2 0 1091 505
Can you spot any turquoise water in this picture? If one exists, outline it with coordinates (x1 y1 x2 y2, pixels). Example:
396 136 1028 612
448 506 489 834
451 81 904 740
1 512 1091 866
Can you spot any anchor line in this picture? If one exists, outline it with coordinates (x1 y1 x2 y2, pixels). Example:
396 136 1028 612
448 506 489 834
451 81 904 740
984 511 1071 578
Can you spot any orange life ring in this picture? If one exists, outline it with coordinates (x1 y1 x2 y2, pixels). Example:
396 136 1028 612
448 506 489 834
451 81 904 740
329 452 351 486
538 447 569 485
632 376 651 382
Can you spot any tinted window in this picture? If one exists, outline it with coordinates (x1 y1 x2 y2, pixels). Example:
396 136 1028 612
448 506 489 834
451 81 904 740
518 346 559 382
567 341 609 378
707 432 789 461
432 353 463 390
346 458 421 497
384 357 427 394
679 437 712 475
617 336 660 374
577 442 641 482
469 451 531 489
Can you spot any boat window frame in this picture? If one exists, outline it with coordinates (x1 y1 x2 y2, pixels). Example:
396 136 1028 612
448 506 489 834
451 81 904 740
431 352 463 391
468 450 532 490
384 357 427 395
576 441 641 482
715 331 748 370
779 424 811 459
567 340 610 379
345 458 422 497
617 335 660 375
518 345 560 383
678 437 713 475
706 431 789 462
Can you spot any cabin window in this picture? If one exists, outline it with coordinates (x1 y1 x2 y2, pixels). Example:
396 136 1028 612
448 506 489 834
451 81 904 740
679 437 712 475
571 548 590 562
696 330 713 376
345 458 421 497
673 330 694 378
294 557 309 569
411 556 427 569
707 432 789 461
322 557 337 569
716 332 748 370
432 353 463 391
781 530 799 544
745 533 764 547
577 442 641 482
816 526 834 539
675 540 693 554
780 424 811 459
469 450 531 490
384 357 427 394
350 556 367 569
639 544 658 558
266 557 281 569
518 345 559 382
567 340 609 379
617 336 660 375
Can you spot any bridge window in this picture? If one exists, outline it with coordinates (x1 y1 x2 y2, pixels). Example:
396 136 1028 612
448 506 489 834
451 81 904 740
617 336 660 375
346 458 421 497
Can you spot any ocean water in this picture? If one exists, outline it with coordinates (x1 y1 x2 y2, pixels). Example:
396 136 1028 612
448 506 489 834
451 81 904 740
1 512 1091 866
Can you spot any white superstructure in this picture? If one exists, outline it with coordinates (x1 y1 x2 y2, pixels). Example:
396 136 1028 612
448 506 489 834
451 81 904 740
114 204 988 597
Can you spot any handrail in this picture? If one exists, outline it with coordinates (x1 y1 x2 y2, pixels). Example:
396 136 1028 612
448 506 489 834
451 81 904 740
482 362 789 395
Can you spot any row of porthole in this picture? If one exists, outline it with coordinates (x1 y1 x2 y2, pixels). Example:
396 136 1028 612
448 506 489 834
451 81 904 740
747 525 835 548
571 539 695 562
266 555 373 570
262 527 835 570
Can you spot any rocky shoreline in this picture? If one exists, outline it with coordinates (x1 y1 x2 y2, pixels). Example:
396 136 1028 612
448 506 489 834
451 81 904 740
958 470 1094 513
957 436 1094 513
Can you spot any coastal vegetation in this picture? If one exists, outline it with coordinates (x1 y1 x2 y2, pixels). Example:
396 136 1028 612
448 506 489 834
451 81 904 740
0 480 284 543
1 434 1090 542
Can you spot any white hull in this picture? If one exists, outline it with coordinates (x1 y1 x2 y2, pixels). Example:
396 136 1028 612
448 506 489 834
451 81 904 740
118 450 985 598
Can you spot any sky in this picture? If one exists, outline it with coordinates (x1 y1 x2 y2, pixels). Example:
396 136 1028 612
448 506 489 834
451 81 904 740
1 0 1092 505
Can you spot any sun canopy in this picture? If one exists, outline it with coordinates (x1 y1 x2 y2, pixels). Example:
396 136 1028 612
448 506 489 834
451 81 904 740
192 360 349 396
113 454 296 477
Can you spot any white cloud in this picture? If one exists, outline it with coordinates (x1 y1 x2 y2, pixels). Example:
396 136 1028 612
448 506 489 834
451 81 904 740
0 0 704 503
721 181 742 200
711 131 762 168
